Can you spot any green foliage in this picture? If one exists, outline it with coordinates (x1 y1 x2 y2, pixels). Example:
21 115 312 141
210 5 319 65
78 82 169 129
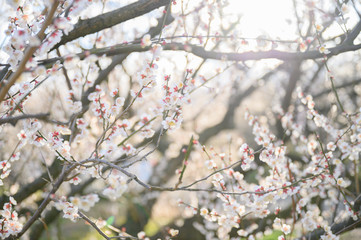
106 216 115 226
144 219 160 236
260 230 283 240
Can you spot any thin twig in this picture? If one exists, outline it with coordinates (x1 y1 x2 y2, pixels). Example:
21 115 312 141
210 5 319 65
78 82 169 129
78 211 110 240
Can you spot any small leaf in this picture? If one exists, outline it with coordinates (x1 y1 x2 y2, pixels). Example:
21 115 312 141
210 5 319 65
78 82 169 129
106 216 115 226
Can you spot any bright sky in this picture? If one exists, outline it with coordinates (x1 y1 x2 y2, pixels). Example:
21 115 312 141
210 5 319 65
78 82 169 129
227 0 297 39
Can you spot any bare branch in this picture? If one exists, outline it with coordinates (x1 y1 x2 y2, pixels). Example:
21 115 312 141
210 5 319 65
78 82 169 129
0 113 50 126
52 0 170 50
87 158 151 189
40 41 361 67
343 20 361 45
78 211 111 240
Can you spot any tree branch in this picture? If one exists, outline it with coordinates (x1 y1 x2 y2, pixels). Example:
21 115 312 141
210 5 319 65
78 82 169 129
0 113 50 126
343 20 361 45
40 41 361 67
52 0 170 50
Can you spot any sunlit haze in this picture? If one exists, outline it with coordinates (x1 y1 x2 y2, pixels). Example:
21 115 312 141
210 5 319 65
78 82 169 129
227 0 296 39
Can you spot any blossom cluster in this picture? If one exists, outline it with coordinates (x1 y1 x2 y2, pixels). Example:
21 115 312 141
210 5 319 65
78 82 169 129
0 0 360 239
176 90 361 239
102 170 128 200
0 197 22 239
54 198 79 222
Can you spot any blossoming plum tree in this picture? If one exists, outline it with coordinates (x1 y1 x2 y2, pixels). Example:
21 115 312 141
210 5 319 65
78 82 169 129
0 0 361 239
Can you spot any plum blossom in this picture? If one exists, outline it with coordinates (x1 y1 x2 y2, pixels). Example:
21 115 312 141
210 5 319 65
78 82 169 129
200 208 209 216
0 198 22 238
319 44 330 54
162 116 182 131
282 224 291 235
169 228 179 237
120 143 136 156
238 143 254 171
70 194 99 212
205 159 217 169
141 34 152 47
69 176 81 185
54 17 74 35
103 170 128 200
63 203 79 222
